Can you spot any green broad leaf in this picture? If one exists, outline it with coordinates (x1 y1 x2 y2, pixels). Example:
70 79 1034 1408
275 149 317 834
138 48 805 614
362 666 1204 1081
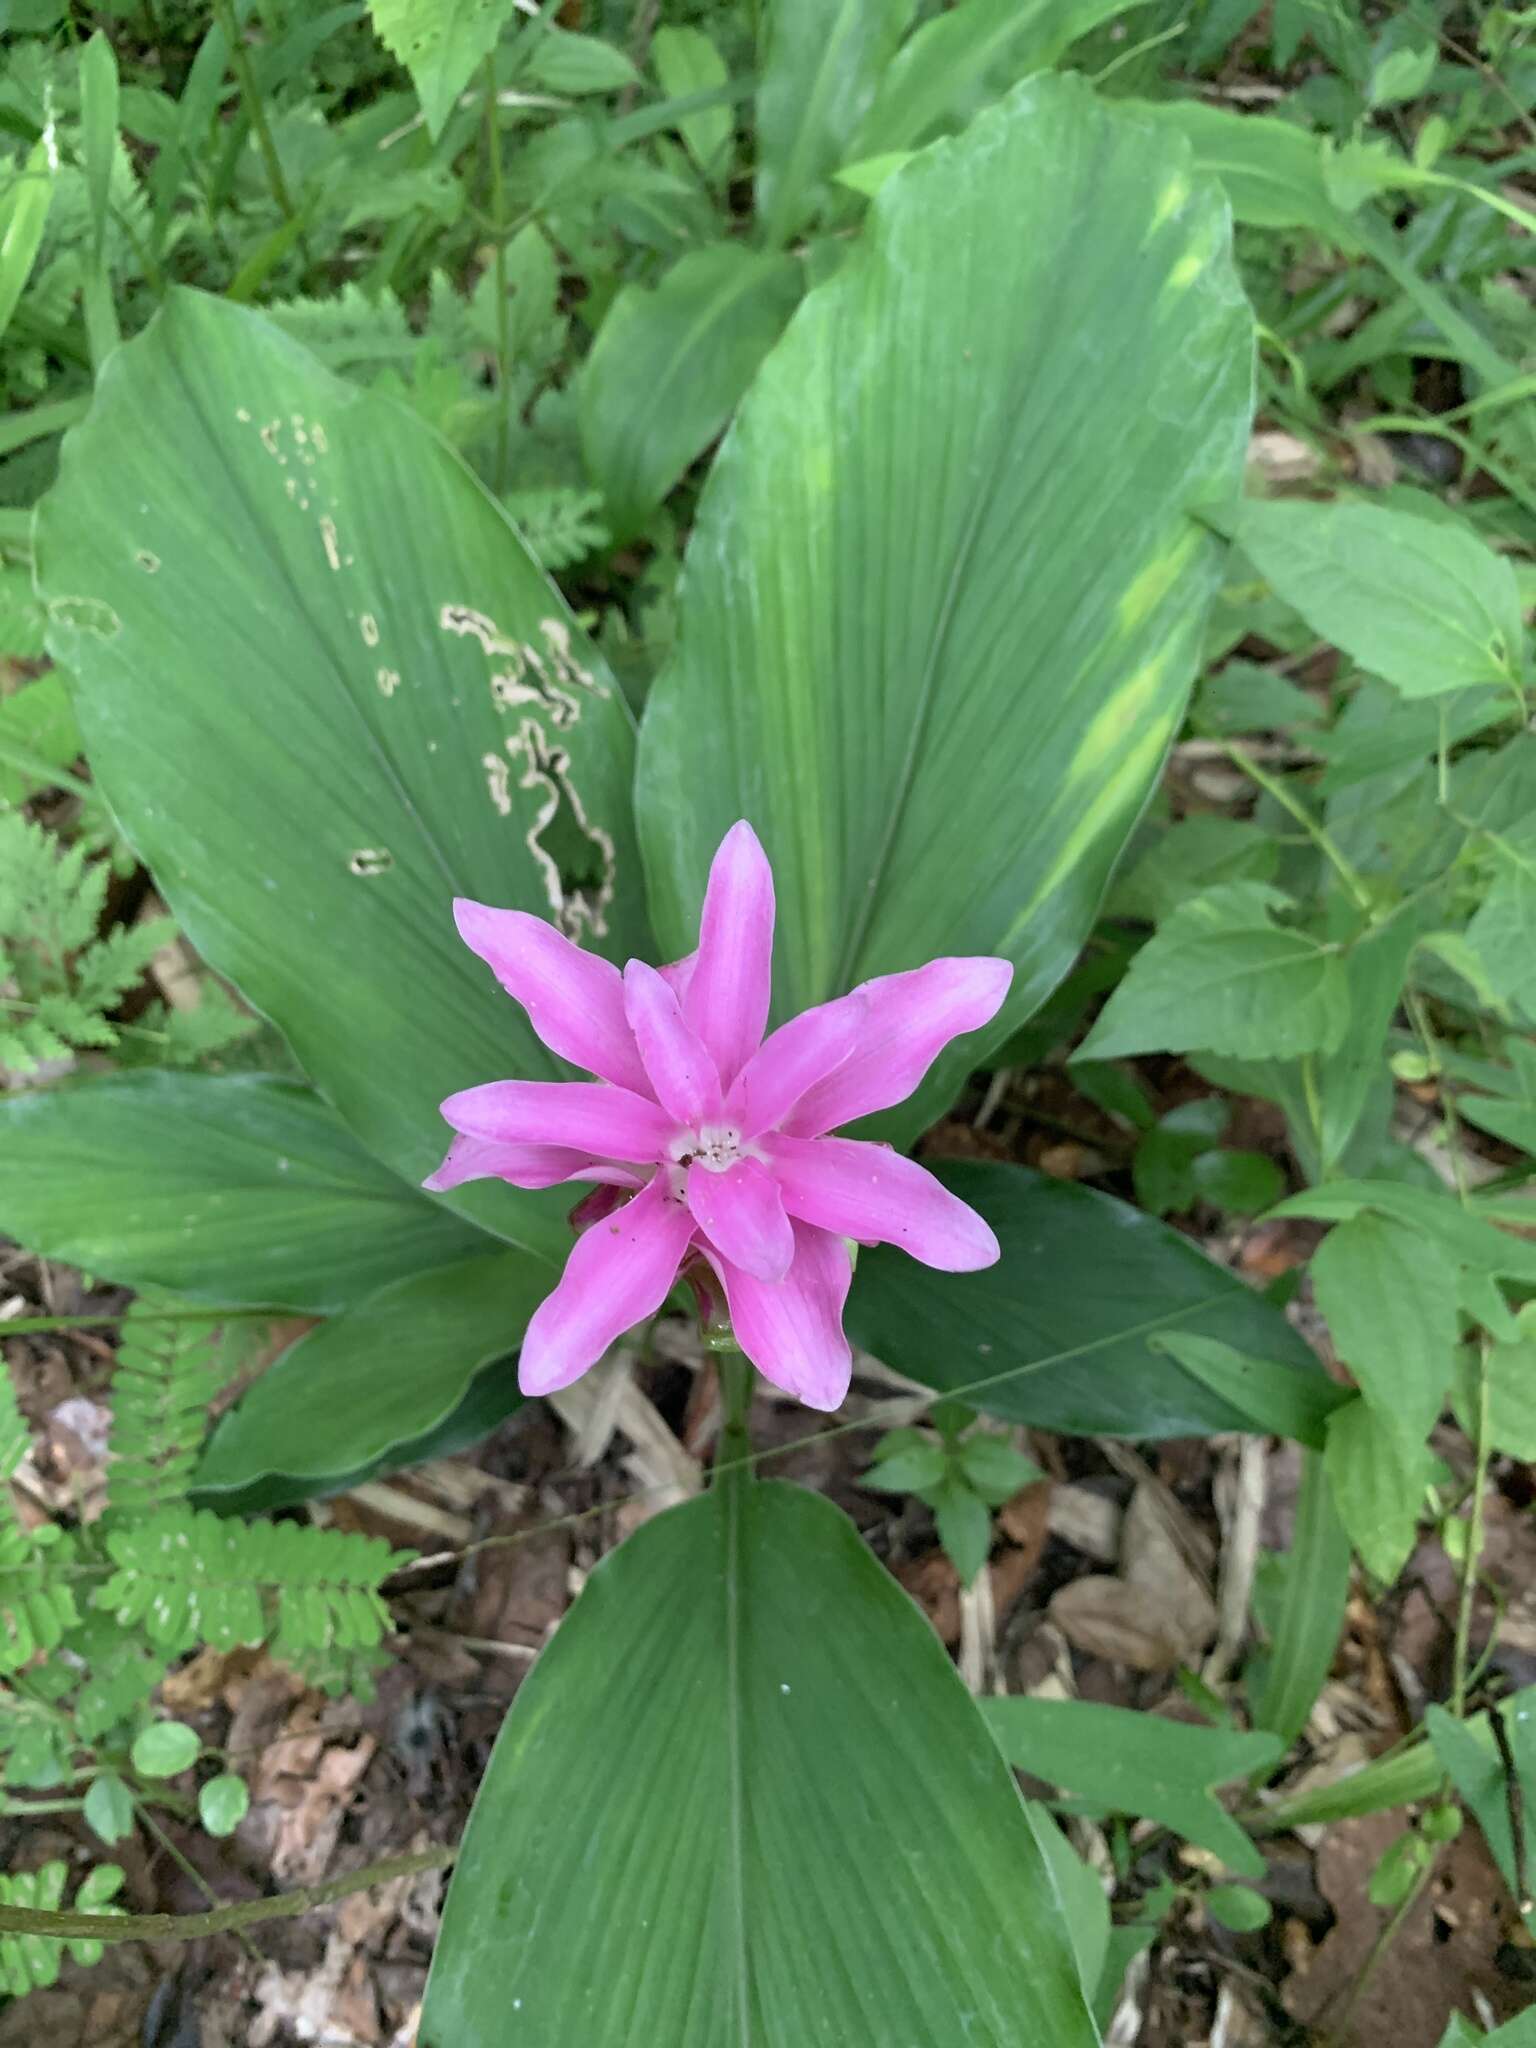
1252 1449 1352 1747
35 290 648 1261
1148 1334 1347 1450
1081 883 1348 1065
83 1771 134 1846
755 0 913 246
130 1719 200 1778
1297 911 1422 1180
1194 660 1320 735
862 1441 947 1494
848 0 1153 159
522 28 639 94
1368 39 1436 107
192 1346 527 1515
1235 499 1526 700
1122 98 1349 238
421 1480 1097 2046
1260 1688 1536 1833
1439 2011 1536 2047
1367 1830 1432 1908
0 1074 486 1313
640 77 1252 1140
1454 1312 1536 1461
1426 1702 1536 1910
1111 814 1279 924
957 1434 1042 1504
1027 1805 1110 2003
197 1772 250 1837
981 1697 1281 1878
1189 1147 1284 1215
579 246 802 540
194 1250 542 1498
1205 1882 1272 1932
1132 1123 1210 1217
1272 1181 1536 1286
1467 826 1536 1016
1323 1397 1433 1583
932 1476 993 1585
0 671 82 804
1310 1213 1459 1444
1460 1092 1536 1156
369 0 522 138
0 136 55 345
651 26 732 179
845 1162 1325 1438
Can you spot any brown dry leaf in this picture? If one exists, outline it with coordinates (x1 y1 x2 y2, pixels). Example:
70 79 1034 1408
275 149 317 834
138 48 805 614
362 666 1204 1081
1122 1482 1217 1660
1048 1575 1189 1672
161 1643 260 1714
1247 428 1321 485
894 1551 962 1648
998 1478 1053 1555
1282 1810 1525 2042
269 1737 378 1885
448 1511 570 1663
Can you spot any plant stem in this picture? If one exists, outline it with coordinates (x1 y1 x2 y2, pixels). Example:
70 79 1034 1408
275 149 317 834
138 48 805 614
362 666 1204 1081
0 1845 456 1945
1451 1336 1494 1720
1324 1850 1438 2045
482 55 512 496
210 0 297 227
715 1349 755 1492
1225 740 1375 916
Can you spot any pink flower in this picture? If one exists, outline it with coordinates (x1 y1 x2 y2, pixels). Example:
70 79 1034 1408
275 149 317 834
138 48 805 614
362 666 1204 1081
427 822 1010 1412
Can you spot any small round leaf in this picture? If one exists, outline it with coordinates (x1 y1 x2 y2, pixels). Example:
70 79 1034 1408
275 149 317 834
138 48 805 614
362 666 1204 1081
198 1772 251 1838
83 1771 134 1845
130 1720 200 1779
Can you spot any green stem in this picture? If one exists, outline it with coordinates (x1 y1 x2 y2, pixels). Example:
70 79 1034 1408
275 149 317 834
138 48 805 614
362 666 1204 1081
715 1349 755 1492
1451 1336 1493 1720
210 0 297 227
0 1845 456 1945
482 56 512 497
1225 740 1375 916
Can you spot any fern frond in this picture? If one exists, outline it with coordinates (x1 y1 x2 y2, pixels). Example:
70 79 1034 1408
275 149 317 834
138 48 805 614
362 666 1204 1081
279 1636 392 1702
504 486 609 571
105 1299 234 1519
0 1366 78 1672
70 913 176 1016
0 1860 124 1991
69 1612 161 1743
264 283 414 371
97 1508 409 1659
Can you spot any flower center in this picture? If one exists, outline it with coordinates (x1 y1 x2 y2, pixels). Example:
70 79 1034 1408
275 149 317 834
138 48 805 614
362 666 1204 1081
668 1122 746 1174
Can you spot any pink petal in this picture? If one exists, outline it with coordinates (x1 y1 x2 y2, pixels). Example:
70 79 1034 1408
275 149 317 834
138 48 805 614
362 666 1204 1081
686 1157 794 1283
518 1176 696 1396
683 821 775 1090
782 957 1013 1135
659 951 697 1002
424 1133 642 1193
727 990 868 1138
453 900 651 1094
710 1223 853 1412
440 1079 676 1162
624 959 722 1127
765 1134 999 1272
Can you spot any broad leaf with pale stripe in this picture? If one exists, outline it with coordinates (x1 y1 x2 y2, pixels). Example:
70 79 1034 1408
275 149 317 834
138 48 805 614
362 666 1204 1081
35 290 648 1260
638 75 1253 1142
421 1478 1097 2046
